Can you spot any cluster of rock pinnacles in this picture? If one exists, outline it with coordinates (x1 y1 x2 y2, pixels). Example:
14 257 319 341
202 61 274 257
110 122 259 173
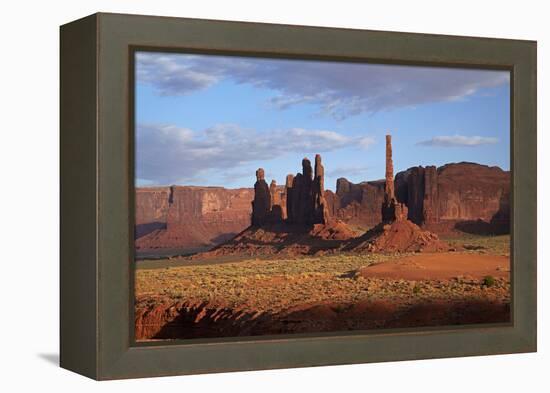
251 135 404 228
252 154 330 226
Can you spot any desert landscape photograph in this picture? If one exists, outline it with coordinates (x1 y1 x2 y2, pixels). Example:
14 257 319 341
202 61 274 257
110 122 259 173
133 52 511 341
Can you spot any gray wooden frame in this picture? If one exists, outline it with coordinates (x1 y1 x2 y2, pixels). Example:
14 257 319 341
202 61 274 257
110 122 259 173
60 12 537 380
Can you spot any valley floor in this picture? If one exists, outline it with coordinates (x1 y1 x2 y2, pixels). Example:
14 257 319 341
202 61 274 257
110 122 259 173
134 234 510 341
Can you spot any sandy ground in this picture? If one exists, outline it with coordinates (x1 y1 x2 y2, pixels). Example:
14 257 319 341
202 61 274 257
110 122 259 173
135 251 511 340
358 252 509 281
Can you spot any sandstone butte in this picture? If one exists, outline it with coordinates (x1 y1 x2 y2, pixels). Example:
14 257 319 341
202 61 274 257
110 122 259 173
135 136 510 255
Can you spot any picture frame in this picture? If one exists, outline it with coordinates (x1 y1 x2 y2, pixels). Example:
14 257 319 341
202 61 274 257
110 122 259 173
60 12 537 380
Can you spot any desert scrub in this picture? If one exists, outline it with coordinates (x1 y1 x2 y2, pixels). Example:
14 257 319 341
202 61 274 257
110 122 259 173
441 233 510 256
482 275 496 287
135 251 511 315
136 254 394 311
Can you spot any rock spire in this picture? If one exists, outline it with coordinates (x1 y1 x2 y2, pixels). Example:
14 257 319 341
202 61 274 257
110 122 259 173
385 135 395 200
382 134 408 222
251 155 331 227
313 154 330 224
251 168 271 226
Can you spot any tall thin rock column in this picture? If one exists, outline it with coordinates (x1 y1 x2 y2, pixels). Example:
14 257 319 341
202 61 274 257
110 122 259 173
251 168 271 226
270 180 278 208
300 158 315 224
382 134 408 222
265 154 331 226
385 135 395 201
285 174 294 221
269 179 283 222
313 154 330 224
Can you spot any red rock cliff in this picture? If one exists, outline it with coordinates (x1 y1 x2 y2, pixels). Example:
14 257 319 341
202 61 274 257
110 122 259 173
136 162 510 254
326 179 386 228
135 187 170 238
329 162 510 234
135 186 254 253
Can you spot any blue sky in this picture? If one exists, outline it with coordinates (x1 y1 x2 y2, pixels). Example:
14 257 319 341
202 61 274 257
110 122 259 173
135 51 510 191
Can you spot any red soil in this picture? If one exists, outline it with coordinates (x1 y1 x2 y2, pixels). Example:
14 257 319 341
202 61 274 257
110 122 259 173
351 220 448 253
193 219 447 258
135 252 510 340
311 220 359 240
357 252 509 281
194 220 360 258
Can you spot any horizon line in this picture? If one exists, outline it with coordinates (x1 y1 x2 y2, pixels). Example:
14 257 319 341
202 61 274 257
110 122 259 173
136 161 510 191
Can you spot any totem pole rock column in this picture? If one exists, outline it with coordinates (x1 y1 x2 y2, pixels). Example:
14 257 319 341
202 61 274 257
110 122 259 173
269 179 284 222
382 134 408 222
285 174 295 222
313 154 330 224
300 158 314 224
251 168 271 226
385 135 395 201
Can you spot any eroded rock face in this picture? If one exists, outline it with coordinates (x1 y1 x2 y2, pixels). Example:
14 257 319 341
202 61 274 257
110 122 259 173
327 179 386 228
135 187 170 238
251 168 271 226
381 135 408 223
269 180 285 222
385 135 395 200
135 186 254 253
135 296 510 341
436 163 509 222
423 166 439 224
313 154 330 224
299 158 315 223
285 174 295 221
284 156 330 225
135 162 510 254
331 162 510 234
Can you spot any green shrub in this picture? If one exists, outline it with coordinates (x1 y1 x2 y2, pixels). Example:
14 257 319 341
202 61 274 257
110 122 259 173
482 275 496 287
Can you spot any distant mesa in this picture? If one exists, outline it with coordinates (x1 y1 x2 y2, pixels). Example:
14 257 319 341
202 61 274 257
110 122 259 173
331 161 509 234
135 186 254 256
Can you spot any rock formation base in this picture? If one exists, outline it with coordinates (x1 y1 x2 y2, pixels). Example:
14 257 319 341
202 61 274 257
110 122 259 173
191 218 447 258
351 219 448 253
192 220 359 258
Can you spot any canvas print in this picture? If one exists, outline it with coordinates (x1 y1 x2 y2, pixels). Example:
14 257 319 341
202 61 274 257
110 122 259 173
133 51 510 341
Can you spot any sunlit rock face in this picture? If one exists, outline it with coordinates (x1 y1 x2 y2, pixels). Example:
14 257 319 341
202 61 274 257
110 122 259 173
135 161 510 254
330 162 510 234
135 186 254 252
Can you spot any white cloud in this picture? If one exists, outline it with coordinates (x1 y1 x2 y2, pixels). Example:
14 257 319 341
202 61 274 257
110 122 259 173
417 135 499 147
136 123 374 185
357 136 376 149
136 52 509 119
327 165 370 178
136 53 220 95
219 170 252 184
